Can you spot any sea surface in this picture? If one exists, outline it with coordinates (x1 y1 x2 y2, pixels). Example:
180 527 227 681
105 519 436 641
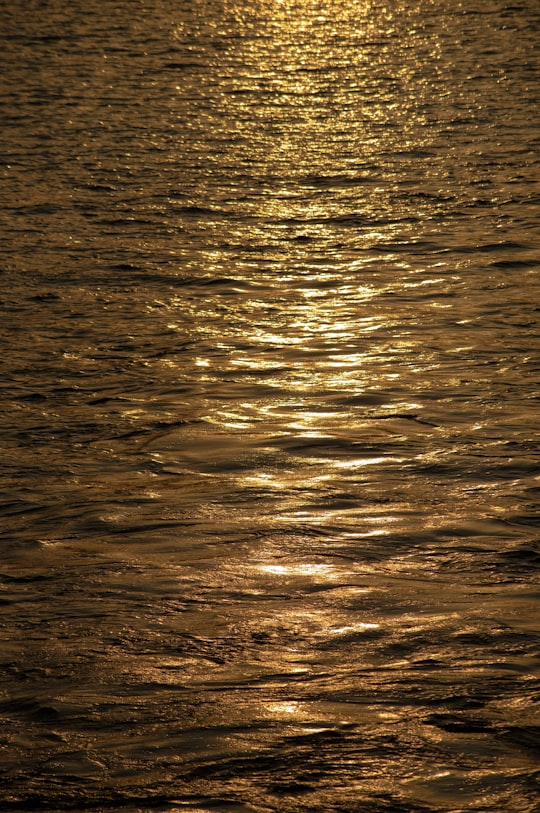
0 1 539 811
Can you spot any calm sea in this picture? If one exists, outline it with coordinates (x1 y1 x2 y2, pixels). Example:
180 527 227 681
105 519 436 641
1 1 539 811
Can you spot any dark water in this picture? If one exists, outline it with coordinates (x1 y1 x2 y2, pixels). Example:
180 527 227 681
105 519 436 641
1 1 539 810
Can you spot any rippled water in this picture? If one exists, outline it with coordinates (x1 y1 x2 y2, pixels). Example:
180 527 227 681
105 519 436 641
1 1 539 811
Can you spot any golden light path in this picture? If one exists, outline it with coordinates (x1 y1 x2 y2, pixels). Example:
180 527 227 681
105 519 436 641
143 0 527 750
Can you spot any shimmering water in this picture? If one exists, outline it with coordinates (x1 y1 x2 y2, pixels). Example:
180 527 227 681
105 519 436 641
1 1 539 811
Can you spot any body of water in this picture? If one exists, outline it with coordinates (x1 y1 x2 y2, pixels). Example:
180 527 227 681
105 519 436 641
0 1 539 811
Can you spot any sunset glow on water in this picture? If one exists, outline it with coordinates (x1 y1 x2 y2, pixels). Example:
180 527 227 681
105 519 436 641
0 1 539 811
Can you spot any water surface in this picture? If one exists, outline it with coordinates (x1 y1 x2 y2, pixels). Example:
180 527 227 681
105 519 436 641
0 1 539 811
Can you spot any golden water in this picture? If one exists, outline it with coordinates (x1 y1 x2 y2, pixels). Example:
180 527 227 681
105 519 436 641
1 1 539 811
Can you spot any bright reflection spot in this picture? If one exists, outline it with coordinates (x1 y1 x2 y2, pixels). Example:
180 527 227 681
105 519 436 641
267 701 303 717
332 456 406 468
243 471 335 491
329 623 379 633
258 563 337 578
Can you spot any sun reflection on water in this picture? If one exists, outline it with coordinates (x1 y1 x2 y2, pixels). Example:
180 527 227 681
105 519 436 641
257 562 337 578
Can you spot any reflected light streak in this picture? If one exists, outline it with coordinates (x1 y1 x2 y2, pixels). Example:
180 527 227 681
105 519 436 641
332 456 406 468
258 562 337 578
330 623 379 633
242 470 335 490
266 701 305 718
